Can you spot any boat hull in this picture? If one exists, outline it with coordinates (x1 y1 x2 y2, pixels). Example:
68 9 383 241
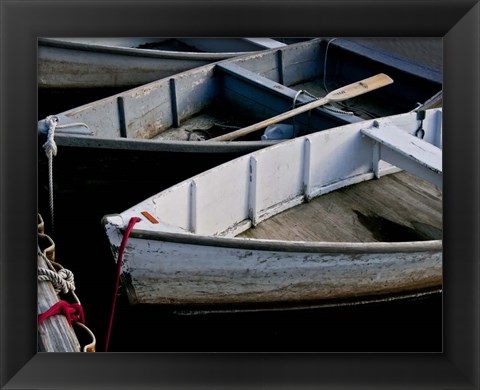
101 109 443 308
38 38 287 89
104 227 442 306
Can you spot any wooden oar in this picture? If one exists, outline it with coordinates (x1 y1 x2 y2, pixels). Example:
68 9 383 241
209 73 393 142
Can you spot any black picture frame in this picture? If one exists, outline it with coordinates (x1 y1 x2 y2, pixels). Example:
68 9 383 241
1 0 479 389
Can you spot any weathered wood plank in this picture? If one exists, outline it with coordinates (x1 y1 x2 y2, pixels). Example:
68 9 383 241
239 171 442 243
242 38 287 49
361 123 442 188
37 253 81 352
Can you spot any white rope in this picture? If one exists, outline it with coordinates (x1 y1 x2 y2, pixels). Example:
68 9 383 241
323 37 337 94
291 90 310 136
37 243 82 303
43 116 59 235
38 267 76 294
43 116 58 156
41 117 91 233
322 38 376 119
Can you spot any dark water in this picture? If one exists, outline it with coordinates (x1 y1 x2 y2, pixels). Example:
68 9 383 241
38 38 443 353
38 87 129 119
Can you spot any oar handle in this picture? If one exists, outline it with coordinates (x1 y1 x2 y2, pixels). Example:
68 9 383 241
324 73 393 102
209 73 393 142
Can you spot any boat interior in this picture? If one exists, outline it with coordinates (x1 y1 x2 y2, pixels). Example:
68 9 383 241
239 171 442 243
113 109 442 245
44 39 442 143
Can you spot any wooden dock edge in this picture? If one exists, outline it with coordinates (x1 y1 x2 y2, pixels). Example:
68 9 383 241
37 252 82 352
37 214 96 352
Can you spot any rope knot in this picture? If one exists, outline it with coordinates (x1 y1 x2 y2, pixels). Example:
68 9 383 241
43 115 58 156
57 268 76 292
38 266 76 294
38 300 85 326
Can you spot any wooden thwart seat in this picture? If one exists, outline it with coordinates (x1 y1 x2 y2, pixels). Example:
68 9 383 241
361 122 442 188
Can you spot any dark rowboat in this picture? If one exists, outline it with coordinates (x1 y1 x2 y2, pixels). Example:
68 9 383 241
38 38 442 206
38 37 292 89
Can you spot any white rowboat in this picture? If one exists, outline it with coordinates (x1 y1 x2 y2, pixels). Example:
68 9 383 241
102 108 442 309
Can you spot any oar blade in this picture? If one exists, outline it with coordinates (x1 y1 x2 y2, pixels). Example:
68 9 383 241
326 73 394 103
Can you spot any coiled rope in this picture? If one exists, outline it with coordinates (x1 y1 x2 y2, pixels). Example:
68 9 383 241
37 243 77 293
37 242 85 327
38 266 76 294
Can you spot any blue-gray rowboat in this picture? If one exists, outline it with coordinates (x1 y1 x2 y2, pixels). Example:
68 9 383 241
38 37 293 89
38 38 442 195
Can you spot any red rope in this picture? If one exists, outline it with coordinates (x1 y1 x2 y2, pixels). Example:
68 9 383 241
105 217 141 352
38 300 85 326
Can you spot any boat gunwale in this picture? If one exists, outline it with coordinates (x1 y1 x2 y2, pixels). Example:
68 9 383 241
44 132 281 152
38 37 278 61
125 227 443 254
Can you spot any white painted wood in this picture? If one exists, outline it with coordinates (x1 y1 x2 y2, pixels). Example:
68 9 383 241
248 156 258 226
102 109 443 307
121 234 441 305
373 142 381 178
302 138 312 200
190 180 197 233
361 122 442 188
194 158 250 235
307 124 372 190
37 253 81 352
255 140 304 216
150 181 191 232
